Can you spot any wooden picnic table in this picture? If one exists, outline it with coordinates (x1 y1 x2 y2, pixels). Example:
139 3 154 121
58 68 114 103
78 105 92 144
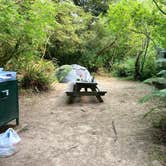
66 81 107 103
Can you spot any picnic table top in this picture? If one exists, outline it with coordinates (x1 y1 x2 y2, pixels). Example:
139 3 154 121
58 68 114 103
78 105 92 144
75 81 97 85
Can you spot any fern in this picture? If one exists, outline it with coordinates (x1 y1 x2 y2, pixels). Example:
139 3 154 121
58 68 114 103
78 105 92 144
157 70 166 78
140 89 166 103
153 89 166 98
156 58 166 63
143 108 161 118
144 77 159 84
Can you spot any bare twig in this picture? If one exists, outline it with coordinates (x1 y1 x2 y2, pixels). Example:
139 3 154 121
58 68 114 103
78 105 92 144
129 28 156 48
41 33 53 59
16 124 29 133
97 38 117 56
112 121 118 142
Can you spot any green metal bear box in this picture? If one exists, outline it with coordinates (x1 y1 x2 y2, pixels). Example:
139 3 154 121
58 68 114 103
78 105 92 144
0 80 19 126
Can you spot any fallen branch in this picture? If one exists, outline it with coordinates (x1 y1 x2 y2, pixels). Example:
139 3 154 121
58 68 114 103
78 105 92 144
112 121 118 142
16 124 29 133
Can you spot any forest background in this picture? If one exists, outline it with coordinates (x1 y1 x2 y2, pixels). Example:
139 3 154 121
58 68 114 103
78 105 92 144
0 0 165 90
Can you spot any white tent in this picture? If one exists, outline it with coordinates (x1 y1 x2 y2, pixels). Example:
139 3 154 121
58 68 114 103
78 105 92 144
57 64 93 83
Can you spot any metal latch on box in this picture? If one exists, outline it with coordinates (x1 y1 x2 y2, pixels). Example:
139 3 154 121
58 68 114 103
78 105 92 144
2 90 9 96
0 90 9 99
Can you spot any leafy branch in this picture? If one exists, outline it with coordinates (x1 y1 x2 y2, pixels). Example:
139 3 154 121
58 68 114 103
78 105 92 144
152 0 166 15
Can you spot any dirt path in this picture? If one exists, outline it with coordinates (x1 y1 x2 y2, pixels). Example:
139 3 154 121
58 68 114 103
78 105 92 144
0 77 164 166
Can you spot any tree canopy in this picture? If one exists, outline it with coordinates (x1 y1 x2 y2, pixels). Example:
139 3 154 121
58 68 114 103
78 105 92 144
0 0 165 80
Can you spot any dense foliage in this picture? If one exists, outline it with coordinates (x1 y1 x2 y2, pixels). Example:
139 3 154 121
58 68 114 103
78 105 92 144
72 0 115 16
0 0 57 66
106 0 165 80
0 0 165 89
20 59 56 91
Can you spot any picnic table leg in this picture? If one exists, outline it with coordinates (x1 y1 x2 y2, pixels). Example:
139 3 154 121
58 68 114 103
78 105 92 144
67 84 76 104
91 87 104 103
67 84 81 103
67 95 75 104
96 95 104 102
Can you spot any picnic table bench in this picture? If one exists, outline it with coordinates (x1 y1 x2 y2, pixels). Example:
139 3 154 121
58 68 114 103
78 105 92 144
66 81 107 103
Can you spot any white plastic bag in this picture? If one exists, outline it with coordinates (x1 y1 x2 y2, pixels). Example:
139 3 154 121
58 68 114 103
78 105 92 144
0 146 16 157
0 128 21 157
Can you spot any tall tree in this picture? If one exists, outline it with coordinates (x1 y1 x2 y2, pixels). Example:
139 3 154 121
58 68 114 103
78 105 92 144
106 0 165 79
72 0 114 16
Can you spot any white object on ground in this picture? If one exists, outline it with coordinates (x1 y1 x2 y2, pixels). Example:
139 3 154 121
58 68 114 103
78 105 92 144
0 128 21 157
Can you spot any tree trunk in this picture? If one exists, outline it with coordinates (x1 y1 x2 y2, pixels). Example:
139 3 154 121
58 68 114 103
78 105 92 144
134 50 143 80
97 38 117 56
134 37 148 80
140 36 150 73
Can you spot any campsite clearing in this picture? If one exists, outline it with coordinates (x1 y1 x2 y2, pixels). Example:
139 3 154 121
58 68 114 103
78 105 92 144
0 77 165 166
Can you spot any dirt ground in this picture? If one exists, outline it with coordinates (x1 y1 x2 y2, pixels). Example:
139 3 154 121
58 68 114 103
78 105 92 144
0 77 165 166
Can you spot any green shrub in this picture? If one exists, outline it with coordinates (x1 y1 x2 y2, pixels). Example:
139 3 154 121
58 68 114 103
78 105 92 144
153 115 166 130
112 58 135 77
112 53 156 80
143 108 166 132
140 55 156 80
20 59 56 91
